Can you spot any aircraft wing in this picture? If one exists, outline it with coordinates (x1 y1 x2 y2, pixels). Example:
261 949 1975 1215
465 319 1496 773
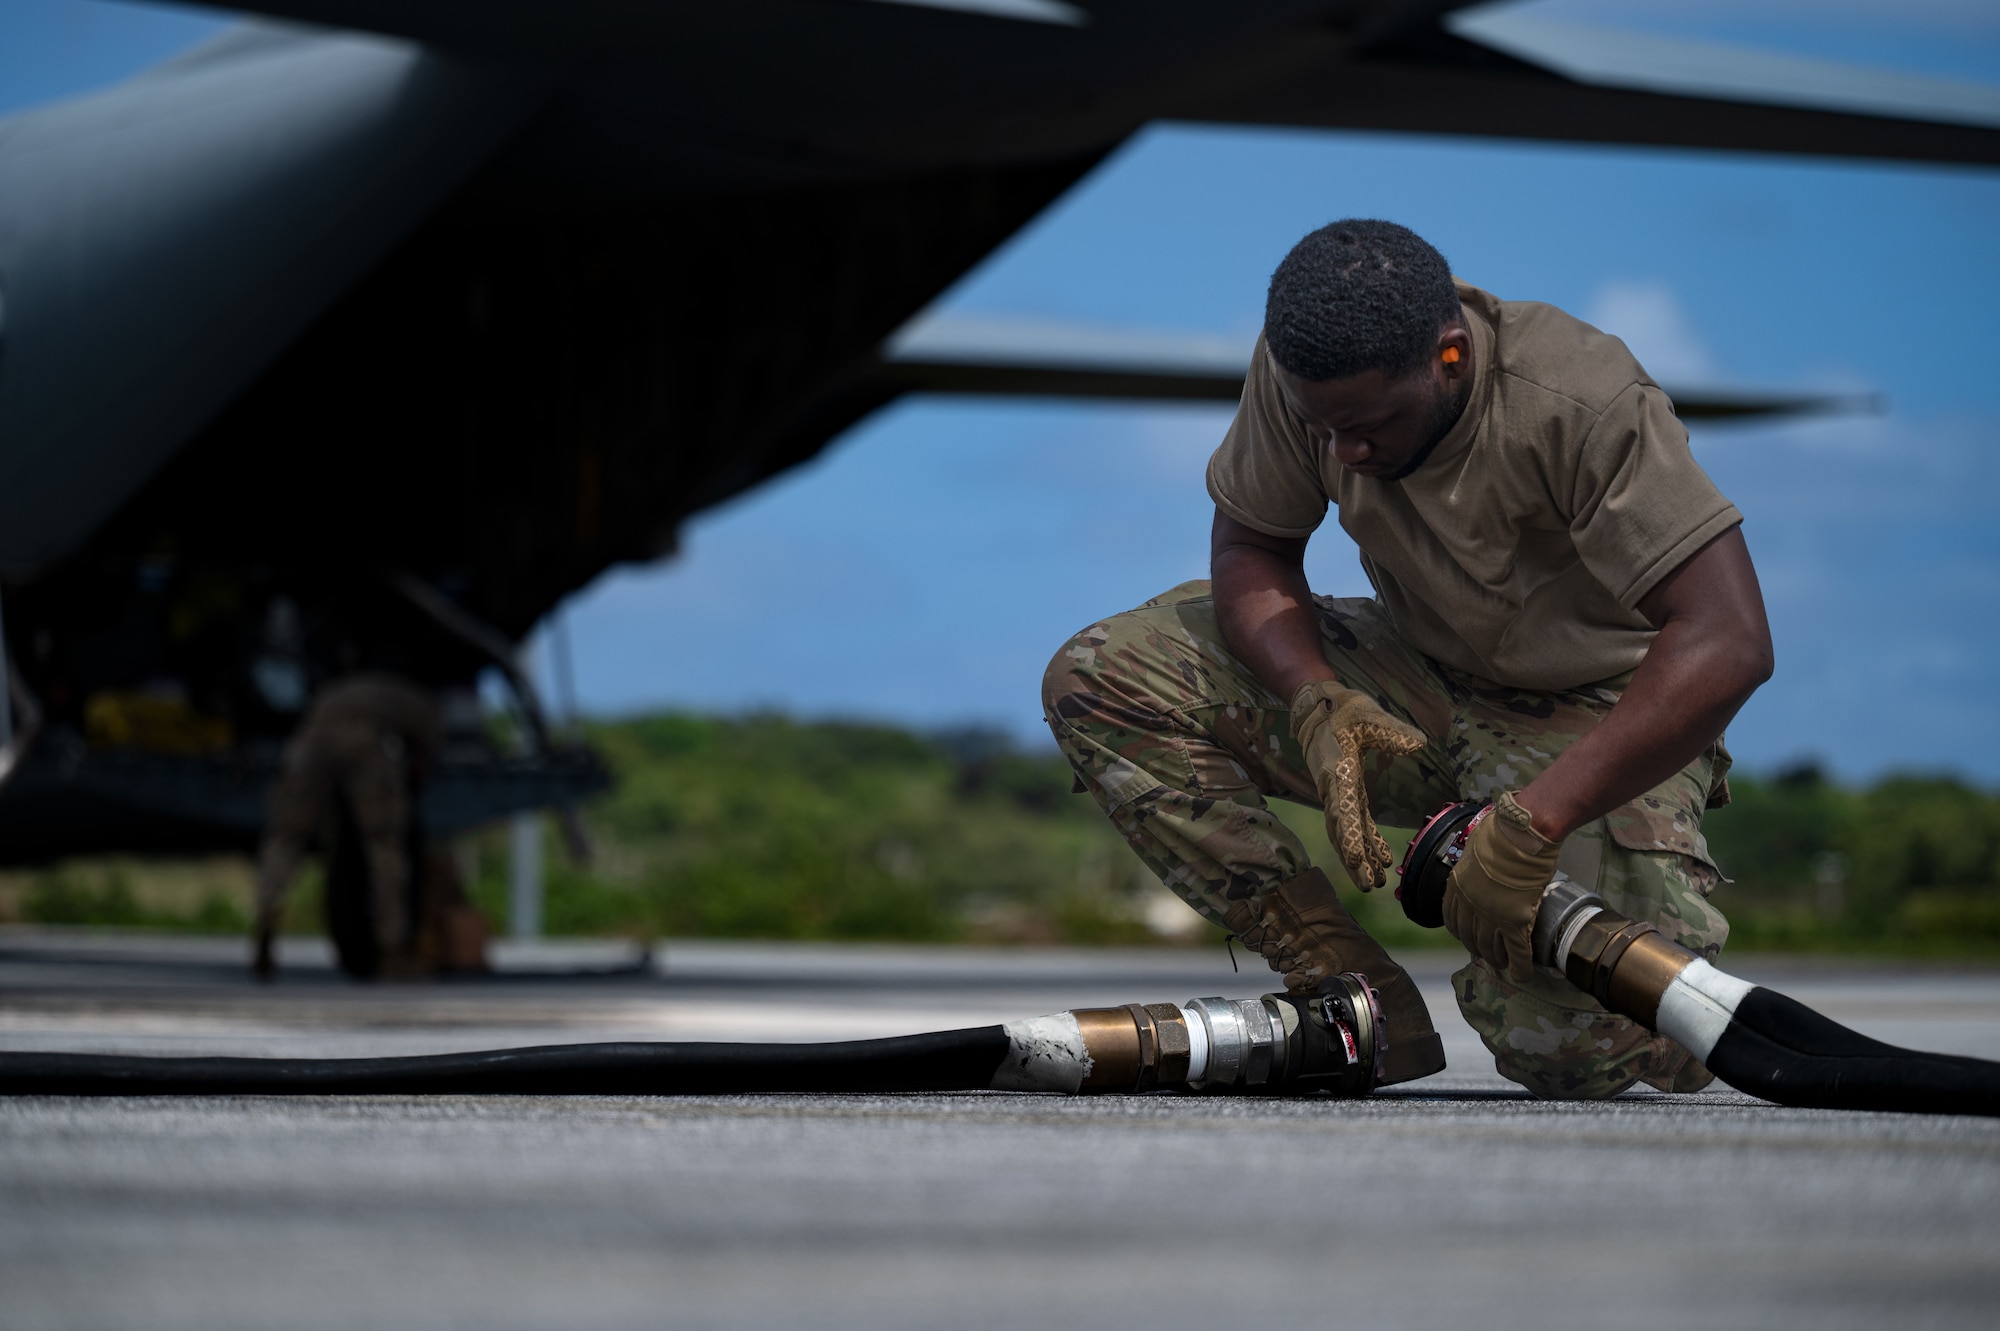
192 0 2000 167
884 315 1252 403
1177 2 2000 167
142 0 1093 53
883 314 1880 422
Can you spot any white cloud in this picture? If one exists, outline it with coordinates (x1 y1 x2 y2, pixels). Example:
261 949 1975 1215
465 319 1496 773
1582 279 1718 384
1130 406 1233 483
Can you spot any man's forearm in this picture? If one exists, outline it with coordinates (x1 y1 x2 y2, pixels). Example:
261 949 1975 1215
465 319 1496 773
1516 526 1773 842
1515 623 1764 841
1211 543 1338 702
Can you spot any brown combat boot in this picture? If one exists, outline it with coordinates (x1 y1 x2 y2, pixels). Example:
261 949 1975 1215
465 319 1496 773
1222 867 1447 1086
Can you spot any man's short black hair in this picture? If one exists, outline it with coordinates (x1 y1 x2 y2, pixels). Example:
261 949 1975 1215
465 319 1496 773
1264 219 1462 382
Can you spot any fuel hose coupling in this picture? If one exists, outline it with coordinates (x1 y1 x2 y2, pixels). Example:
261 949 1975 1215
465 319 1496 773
1399 801 1712 1032
1531 874 1702 1030
1389 797 2000 1115
989 975 1387 1096
1399 800 1750 1041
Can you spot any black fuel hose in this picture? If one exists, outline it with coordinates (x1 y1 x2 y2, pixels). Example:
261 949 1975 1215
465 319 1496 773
1695 984 2000 1116
1553 892 2000 1119
0 991 1388 1099
0 1029 1013 1097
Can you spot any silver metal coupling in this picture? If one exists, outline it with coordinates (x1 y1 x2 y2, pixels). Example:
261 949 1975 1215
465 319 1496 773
1182 996 1285 1089
1182 973 1383 1096
1531 872 1607 972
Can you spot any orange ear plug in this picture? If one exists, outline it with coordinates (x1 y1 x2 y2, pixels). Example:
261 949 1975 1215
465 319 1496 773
1441 346 1461 364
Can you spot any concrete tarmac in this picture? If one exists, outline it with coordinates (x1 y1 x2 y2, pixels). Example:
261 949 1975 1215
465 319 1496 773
3 926 1999 1330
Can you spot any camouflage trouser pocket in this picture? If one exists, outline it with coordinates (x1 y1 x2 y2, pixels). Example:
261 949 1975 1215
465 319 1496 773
1599 777 1731 957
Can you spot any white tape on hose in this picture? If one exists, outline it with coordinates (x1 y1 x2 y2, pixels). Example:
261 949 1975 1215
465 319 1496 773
991 1012 1092 1091
1654 958 1756 1061
1180 1003 1209 1083
1553 905 1602 972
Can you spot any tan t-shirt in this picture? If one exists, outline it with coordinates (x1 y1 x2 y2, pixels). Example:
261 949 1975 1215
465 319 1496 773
1206 282 1743 692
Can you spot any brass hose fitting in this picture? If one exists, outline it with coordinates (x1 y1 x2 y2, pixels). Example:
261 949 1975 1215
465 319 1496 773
1532 874 1698 1029
1069 1003 1192 1092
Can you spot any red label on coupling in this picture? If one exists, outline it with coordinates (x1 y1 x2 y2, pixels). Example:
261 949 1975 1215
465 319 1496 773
1336 1020 1358 1064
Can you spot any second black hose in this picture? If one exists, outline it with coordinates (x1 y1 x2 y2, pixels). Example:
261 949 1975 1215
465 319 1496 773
0 1028 1014 1097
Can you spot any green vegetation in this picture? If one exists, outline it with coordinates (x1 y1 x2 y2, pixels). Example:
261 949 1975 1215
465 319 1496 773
1 857 260 934
459 714 1200 946
1702 765 2000 955
4 717 1997 956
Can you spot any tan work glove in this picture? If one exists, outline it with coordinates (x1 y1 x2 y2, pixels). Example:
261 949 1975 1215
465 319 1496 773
1289 680 1427 892
1441 791 1562 983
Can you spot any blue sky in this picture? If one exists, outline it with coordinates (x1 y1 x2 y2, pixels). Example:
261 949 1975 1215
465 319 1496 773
6 1 1999 781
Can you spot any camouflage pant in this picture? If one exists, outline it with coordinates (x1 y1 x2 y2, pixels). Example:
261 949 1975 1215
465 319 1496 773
255 720 414 953
1042 580 1732 1100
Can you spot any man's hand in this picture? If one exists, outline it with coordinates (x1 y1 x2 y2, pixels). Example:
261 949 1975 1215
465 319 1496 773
1211 511 1430 890
1291 681 1426 891
1441 792 1560 982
